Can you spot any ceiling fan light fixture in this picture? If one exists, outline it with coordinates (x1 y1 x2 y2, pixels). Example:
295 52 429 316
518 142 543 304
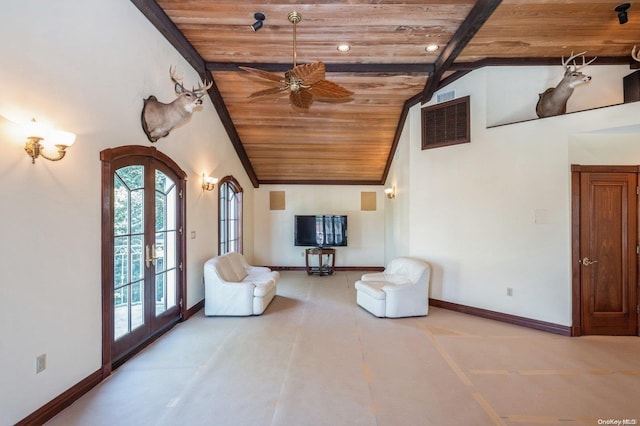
425 44 439 52
615 3 630 24
250 12 266 31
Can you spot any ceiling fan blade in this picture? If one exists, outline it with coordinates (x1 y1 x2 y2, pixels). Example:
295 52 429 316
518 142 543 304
290 89 313 109
248 86 288 99
290 61 326 85
239 66 284 83
309 79 354 98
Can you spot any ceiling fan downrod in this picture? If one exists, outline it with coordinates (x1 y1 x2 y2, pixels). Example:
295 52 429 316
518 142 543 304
288 11 301 68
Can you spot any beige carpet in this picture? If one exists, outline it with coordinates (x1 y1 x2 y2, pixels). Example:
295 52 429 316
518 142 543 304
48 271 640 426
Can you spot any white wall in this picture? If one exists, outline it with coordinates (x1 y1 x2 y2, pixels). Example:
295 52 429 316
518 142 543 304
383 119 411 264
0 1 251 424
397 66 640 327
253 185 386 268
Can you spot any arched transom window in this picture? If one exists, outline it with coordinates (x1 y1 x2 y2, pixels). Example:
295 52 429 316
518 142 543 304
218 176 243 254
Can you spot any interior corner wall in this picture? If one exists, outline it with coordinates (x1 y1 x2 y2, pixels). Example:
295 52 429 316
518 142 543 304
400 66 640 327
383 118 411 265
253 185 386 268
0 1 252 423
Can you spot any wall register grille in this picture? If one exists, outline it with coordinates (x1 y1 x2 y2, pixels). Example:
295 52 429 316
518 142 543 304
421 96 470 150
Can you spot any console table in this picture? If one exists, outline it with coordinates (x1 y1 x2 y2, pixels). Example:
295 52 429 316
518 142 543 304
305 247 335 276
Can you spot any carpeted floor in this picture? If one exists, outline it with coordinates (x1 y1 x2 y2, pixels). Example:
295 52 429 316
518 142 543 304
47 270 640 426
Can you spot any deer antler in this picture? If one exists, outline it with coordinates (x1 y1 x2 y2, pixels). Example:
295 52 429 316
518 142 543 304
632 46 640 62
561 51 597 71
169 65 185 91
194 79 213 94
169 66 213 94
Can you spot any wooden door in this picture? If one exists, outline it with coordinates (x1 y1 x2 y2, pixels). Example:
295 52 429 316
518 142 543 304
576 167 638 335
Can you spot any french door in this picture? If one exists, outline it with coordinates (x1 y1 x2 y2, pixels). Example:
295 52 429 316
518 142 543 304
101 146 186 370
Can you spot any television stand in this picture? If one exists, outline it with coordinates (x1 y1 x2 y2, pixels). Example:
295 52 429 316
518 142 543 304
305 247 335 276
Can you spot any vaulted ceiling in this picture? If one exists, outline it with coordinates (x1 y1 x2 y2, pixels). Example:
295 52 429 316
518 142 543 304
132 0 639 187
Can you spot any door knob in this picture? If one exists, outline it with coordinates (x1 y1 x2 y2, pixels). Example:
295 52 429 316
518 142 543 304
579 257 598 266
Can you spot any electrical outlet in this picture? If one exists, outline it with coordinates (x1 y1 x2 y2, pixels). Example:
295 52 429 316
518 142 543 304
191 231 196 239
507 288 513 297
36 353 46 374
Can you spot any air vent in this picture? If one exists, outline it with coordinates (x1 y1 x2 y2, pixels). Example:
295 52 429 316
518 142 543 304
436 90 456 103
421 96 470 150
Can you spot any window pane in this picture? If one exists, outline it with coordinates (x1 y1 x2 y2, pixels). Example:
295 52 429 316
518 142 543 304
155 232 166 272
156 170 176 232
115 166 145 235
117 165 144 189
131 189 144 234
155 192 166 232
114 286 128 340
114 176 129 236
131 234 144 281
166 269 176 309
166 185 176 231
155 272 165 315
114 236 129 288
155 169 175 193
165 231 176 269
131 281 144 330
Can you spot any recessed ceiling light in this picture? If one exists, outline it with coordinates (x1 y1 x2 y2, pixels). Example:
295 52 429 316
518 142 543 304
337 44 351 52
425 44 439 52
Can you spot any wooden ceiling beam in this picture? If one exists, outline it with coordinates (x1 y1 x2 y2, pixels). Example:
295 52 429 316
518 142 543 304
208 62 435 74
421 0 502 103
450 56 635 70
208 56 635 75
258 179 383 186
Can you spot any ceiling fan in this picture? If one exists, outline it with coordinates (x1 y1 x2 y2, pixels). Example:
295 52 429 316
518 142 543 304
239 11 354 110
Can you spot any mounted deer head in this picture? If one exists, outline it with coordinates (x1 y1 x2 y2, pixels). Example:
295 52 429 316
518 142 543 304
632 46 640 62
141 66 213 142
536 52 597 118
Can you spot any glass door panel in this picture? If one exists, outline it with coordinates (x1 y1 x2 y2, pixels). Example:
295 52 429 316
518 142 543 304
113 165 145 341
154 169 178 316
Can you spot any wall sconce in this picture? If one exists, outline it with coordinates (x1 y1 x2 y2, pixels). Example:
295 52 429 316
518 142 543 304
250 12 266 31
23 118 76 164
615 3 630 24
384 186 396 200
202 174 218 192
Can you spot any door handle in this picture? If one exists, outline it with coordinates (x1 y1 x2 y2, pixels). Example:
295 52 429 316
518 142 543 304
579 257 598 266
145 244 158 268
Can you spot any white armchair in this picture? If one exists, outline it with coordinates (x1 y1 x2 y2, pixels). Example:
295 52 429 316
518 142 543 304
204 252 279 316
354 257 431 318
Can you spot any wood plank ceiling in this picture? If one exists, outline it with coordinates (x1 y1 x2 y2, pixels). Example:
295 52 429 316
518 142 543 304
132 0 639 187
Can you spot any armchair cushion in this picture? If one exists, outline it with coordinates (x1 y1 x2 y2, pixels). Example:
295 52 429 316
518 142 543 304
354 280 386 300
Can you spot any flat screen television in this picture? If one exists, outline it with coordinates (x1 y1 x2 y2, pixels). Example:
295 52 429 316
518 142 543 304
294 215 348 247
